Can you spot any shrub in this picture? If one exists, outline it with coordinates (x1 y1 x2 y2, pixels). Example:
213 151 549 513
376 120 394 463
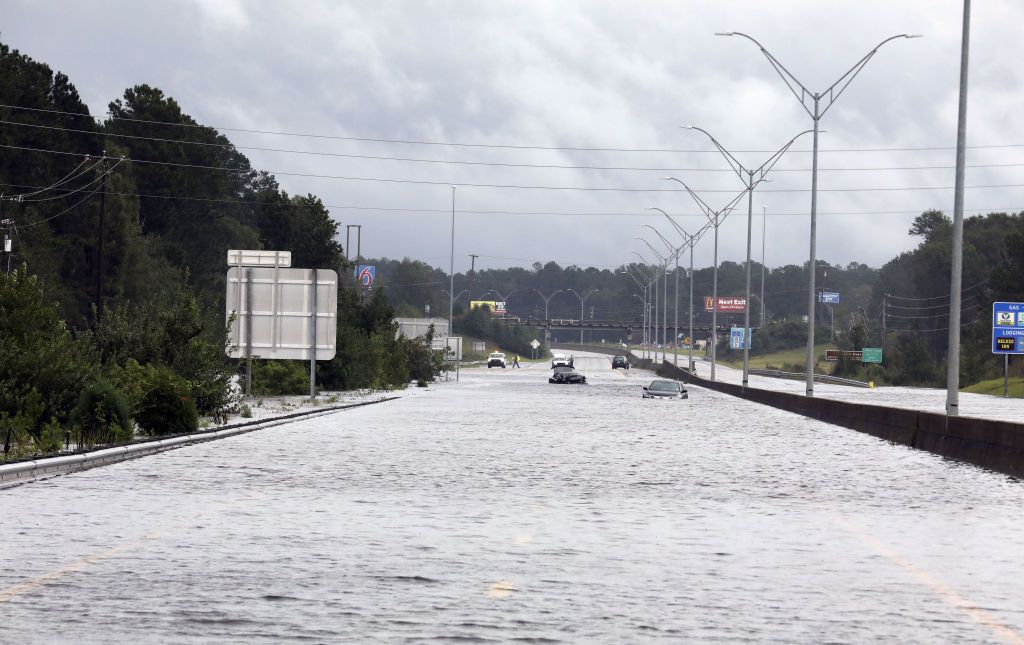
71 379 133 447
239 403 253 418
250 360 310 396
135 367 198 436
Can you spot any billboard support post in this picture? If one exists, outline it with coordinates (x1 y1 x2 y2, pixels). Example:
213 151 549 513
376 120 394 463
1005 354 1009 398
245 267 253 398
310 268 318 400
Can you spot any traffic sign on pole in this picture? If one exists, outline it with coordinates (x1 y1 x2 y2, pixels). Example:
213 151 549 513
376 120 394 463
861 347 883 364
992 302 1024 354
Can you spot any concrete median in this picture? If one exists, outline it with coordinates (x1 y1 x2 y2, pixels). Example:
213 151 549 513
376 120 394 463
648 356 1024 478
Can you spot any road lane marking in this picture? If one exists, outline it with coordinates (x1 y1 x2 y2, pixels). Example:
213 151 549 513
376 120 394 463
0 494 263 603
827 508 1024 645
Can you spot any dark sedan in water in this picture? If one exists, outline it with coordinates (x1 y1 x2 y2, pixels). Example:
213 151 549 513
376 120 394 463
642 380 687 399
549 366 587 384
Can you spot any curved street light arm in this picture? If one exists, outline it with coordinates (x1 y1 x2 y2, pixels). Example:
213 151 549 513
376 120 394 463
682 125 747 185
635 238 667 265
640 224 675 255
629 254 656 280
648 207 692 243
663 177 715 224
721 31 919 119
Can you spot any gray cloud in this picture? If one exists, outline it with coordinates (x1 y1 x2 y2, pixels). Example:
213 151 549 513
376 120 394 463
5 0 1022 274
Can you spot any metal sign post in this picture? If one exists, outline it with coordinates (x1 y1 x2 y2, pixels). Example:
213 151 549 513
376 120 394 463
310 268 318 399
245 268 253 397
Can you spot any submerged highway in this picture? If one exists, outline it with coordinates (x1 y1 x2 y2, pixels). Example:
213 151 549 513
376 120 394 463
2 353 1023 643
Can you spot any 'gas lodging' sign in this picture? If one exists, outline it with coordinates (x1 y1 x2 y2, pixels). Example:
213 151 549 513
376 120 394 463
992 302 1024 354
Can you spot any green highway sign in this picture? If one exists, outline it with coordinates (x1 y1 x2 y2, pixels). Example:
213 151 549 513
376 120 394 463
862 347 883 364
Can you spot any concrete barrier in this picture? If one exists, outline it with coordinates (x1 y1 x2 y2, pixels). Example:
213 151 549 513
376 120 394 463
0 397 399 488
648 357 1024 478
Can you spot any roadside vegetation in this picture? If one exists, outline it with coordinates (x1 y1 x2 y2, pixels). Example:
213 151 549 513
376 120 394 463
0 43 446 462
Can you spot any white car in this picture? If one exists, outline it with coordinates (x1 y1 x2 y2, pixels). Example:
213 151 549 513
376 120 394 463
487 352 507 368
551 353 574 368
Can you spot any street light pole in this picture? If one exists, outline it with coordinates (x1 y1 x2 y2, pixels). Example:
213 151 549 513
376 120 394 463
718 30 920 396
641 226 676 363
629 259 656 360
569 289 599 344
946 0 971 417
664 178 747 381
635 241 668 362
449 186 456 339
533 289 563 320
761 206 767 327
650 207 710 374
682 125 812 388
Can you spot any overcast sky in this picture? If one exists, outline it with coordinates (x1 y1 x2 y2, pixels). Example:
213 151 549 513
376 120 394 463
5 0 1022 274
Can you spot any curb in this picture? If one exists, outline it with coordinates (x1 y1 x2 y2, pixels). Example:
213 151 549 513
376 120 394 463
0 396 400 488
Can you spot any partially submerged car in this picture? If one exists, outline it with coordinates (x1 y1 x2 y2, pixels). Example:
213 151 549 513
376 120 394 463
642 379 687 399
487 352 507 368
549 365 587 384
551 353 574 368
611 355 629 369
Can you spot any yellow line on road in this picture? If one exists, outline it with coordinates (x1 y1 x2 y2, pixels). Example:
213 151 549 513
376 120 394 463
828 508 1024 644
0 494 262 603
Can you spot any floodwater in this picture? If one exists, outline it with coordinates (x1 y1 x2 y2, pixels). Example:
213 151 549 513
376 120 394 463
1 353 1023 643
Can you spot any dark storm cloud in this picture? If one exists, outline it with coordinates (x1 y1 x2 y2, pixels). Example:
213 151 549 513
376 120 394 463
4 0 1023 272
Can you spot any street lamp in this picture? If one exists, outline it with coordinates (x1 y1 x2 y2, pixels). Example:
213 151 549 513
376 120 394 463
664 177 747 381
630 292 647 351
634 243 667 362
629 257 657 360
568 288 599 344
533 289 563 320
641 227 675 362
649 207 711 373
484 289 518 317
682 125 813 388
718 31 920 396
624 265 654 358
448 186 456 344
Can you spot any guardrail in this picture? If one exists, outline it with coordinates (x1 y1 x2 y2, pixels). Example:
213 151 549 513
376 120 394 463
0 397 398 488
748 368 871 388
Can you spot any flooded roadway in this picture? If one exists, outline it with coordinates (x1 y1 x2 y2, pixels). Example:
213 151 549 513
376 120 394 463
1 353 1023 643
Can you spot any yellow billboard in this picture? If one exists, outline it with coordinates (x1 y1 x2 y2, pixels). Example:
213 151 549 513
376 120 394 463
470 300 506 315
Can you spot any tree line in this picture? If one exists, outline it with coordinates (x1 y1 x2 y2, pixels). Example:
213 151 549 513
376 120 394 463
0 42 443 460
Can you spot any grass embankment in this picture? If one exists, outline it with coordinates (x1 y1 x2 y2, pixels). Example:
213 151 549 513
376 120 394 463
962 376 1024 398
715 344 839 373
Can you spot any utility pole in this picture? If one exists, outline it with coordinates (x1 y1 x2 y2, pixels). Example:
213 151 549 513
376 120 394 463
355 226 363 302
946 0 971 417
468 254 478 305
882 295 887 354
1 195 12 275
95 154 109 322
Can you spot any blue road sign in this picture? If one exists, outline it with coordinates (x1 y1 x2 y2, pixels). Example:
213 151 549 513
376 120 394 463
992 302 1024 354
729 327 751 350
356 264 376 287
818 291 840 304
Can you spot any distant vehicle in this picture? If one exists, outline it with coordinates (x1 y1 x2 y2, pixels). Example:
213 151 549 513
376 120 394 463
551 353 572 368
487 352 507 368
549 365 587 384
611 355 629 370
642 379 687 399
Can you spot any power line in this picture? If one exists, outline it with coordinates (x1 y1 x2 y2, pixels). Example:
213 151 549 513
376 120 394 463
6 118 1024 174
884 281 988 302
4 102 1024 154
16 158 125 227
6 142 1024 195
4 180 1022 223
